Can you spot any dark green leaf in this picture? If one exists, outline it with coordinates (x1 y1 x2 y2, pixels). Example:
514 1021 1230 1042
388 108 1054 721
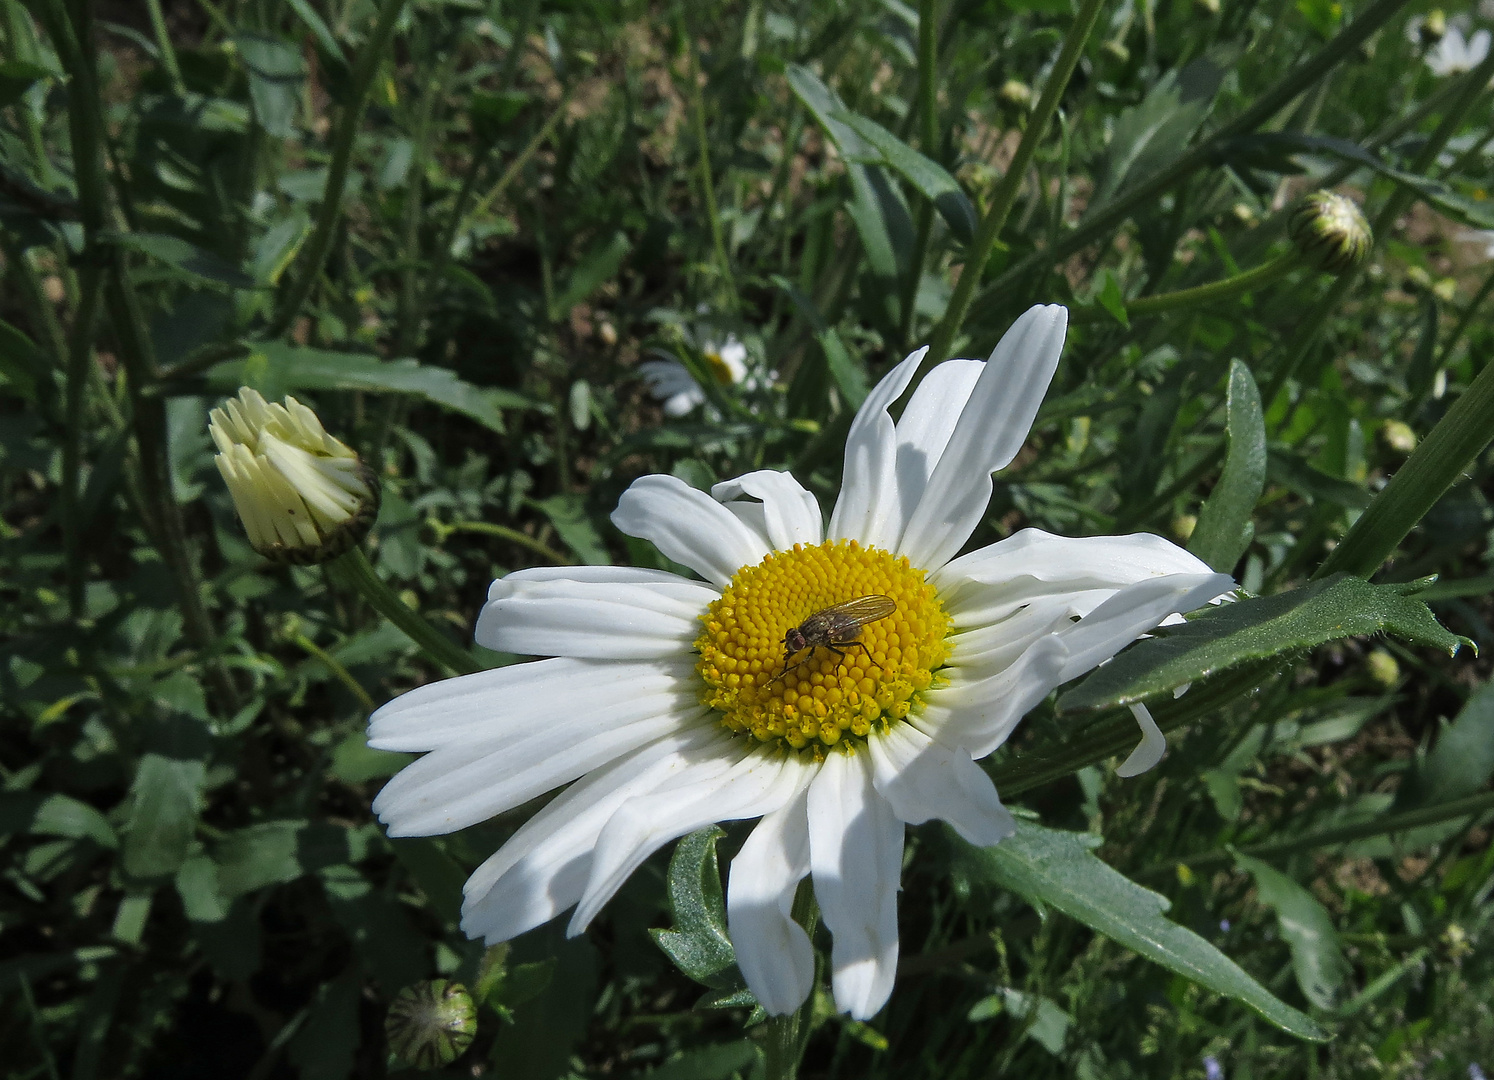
0 792 117 849
553 231 630 316
389 836 467 923
650 826 740 988
1234 852 1351 1010
286 970 362 1079
1267 449 1371 509
1190 360 1266 572
818 328 869 409
123 754 205 878
955 823 1328 1040
832 111 977 243
1398 680 1494 809
107 231 257 290
644 1041 760 1080
535 493 610 565
206 343 535 436
233 32 304 139
471 89 530 144
0 318 44 400
0 59 50 108
1091 71 1210 210
1060 575 1465 713
485 958 558 1009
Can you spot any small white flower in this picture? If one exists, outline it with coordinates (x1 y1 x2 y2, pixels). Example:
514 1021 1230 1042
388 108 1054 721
369 306 1232 1020
639 334 752 417
1425 27 1491 76
209 388 379 564
1459 228 1494 259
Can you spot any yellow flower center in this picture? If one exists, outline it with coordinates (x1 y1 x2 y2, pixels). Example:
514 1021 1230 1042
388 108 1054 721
703 351 736 385
695 540 951 755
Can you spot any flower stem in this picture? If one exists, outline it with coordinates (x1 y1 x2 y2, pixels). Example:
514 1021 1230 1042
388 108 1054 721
329 547 482 675
683 12 738 314
1081 251 1300 322
436 520 575 565
143 0 183 94
921 0 1105 371
761 882 820 1080
266 0 410 339
1315 352 1494 581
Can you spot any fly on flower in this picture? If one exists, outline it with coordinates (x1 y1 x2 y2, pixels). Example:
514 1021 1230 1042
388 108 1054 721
769 594 897 687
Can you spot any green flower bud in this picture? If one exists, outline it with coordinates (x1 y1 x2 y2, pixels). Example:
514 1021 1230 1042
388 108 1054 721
1380 419 1417 455
1288 191 1372 274
1419 10 1447 46
1366 648 1400 688
385 980 478 1070
997 79 1033 111
1101 39 1131 64
209 388 380 565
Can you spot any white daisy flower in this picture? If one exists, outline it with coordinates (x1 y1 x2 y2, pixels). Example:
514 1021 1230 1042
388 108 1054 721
1425 26 1491 76
368 305 1232 1020
639 335 751 417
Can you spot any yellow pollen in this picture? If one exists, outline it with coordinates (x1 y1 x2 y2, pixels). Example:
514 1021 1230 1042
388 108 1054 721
695 540 951 755
704 351 735 385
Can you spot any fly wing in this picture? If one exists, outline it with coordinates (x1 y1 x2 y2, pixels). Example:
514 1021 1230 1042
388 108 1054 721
822 594 897 633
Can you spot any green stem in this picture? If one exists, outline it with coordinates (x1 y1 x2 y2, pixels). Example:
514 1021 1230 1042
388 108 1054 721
921 0 1105 371
466 87 574 221
1437 267 1494 366
143 0 183 93
761 882 820 1080
394 52 456 357
684 14 737 313
329 547 482 675
897 0 941 349
972 0 1413 315
439 519 575 565
267 0 410 339
1314 351 1494 580
1080 251 1301 321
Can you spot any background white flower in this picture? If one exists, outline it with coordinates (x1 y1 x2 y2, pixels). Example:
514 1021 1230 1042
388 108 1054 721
639 335 750 416
1459 228 1494 259
369 306 1232 1020
1425 26 1491 76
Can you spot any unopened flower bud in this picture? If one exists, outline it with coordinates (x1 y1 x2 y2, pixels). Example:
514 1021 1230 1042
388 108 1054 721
1381 419 1417 455
1101 39 1131 64
1288 191 1372 274
209 388 379 565
385 980 477 1069
1366 648 1400 688
1171 514 1198 542
998 79 1033 111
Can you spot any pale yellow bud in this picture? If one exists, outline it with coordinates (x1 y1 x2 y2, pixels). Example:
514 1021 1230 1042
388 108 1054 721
1380 419 1417 455
208 388 379 565
1366 648 1400 687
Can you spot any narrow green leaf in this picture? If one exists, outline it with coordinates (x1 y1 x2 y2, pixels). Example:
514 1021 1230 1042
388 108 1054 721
1397 680 1494 810
1059 574 1465 713
1234 852 1351 1010
1189 360 1266 572
650 826 740 988
818 328 869 409
956 824 1328 1040
553 231 631 316
105 231 258 290
0 318 45 400
0 792 118 849
388 837 467 923
832 111 977 243
1267 449 1371 509
206 343 535 436
0 59 50 108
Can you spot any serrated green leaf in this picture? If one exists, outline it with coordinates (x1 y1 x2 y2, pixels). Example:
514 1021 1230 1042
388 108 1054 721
1234 852 1350 1010
206 343 535 436
534 493 610 565
1059 574 1464 713
1091 72 1209 210
651 825 740 988
955 823 1328 1040
1190 360 1266 572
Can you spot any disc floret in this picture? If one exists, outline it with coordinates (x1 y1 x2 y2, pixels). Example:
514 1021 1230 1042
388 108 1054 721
695 540 951 754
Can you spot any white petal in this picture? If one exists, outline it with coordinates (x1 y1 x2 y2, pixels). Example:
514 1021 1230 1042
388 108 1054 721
461 726 736 943
368 656 696 752
892 359 984 528
808 749 904 1020
932 528 1217 627
898 306 1068 571
612 474 770 587
372 695 712 837
868 724 1015 847
475 574 714 659
827 347 927 550
1054 572 1233 683
711 471 824 550
916 635 1070 759
727 790 815 1016
945 593 1111 674
1116 703 1166 778
568 749 813 934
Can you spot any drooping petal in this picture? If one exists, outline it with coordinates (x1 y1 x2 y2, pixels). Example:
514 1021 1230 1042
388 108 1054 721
867 723 1015 847
373 681 712 837
1117 703 1166 777
712 471 824 551
808 749 904 1020
892 359 984 528
475 574 716 659
932 528 1218 628
460 726 736 943
916 635 1070 759
827 347 927 550
612 474 771 587
568 749 814 934
945 592 1111 674
1053 572 1233 683
898 306 1068 571
726 790 815 1016
367 656 698 752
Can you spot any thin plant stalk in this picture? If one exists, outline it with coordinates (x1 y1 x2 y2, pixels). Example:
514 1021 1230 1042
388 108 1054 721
267 0 411 339
144 0 184 93
920 0 1106 373
897 0 942 349
683 15 739 313
328 548 482 676
1079 250 1301 321
466 87 575 221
